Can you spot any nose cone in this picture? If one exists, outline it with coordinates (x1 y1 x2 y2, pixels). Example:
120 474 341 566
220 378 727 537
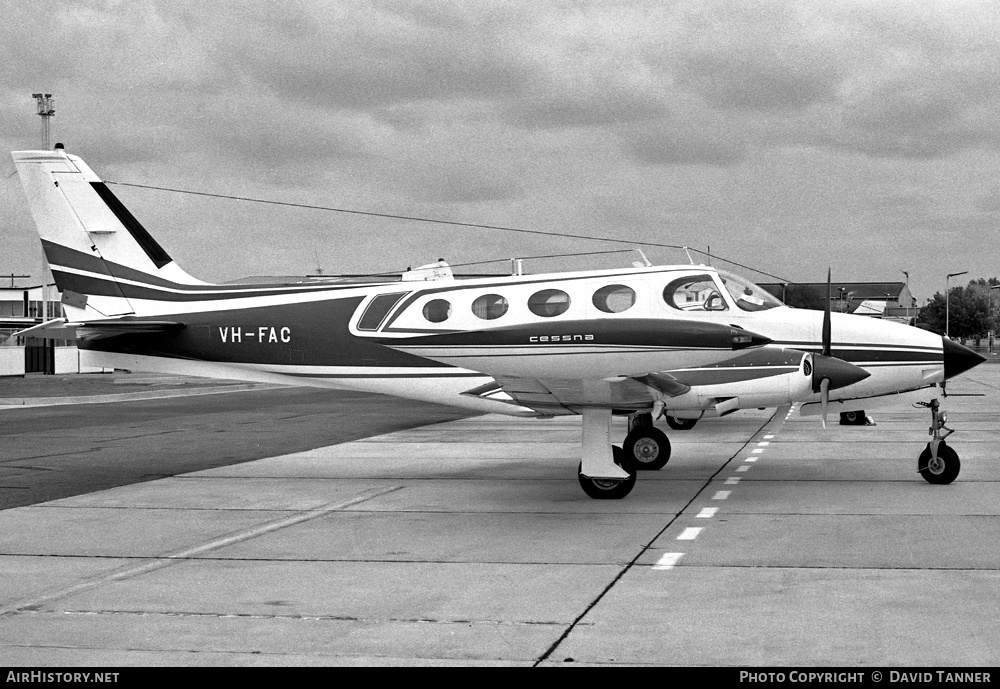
812 353 871 391
943 337 986 380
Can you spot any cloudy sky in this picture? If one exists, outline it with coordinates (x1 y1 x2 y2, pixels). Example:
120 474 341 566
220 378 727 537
2 0 999 302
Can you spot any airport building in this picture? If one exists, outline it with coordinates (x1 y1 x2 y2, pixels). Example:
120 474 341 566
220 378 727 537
758 281 919 324
0 282 105 376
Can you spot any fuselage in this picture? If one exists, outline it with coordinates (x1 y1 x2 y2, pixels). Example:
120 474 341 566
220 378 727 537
64 261 954 417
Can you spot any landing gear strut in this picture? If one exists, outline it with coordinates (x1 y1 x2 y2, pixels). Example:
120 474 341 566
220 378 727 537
915 398 961 484
577 408 637 499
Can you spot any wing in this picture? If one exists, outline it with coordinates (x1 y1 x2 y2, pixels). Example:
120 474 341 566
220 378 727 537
462 373 690 416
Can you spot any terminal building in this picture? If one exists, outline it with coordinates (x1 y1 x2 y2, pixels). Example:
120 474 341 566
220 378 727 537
757 281 919 324
0 281 104 376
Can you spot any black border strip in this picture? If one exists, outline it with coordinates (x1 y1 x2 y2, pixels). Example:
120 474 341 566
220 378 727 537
90 182 173 268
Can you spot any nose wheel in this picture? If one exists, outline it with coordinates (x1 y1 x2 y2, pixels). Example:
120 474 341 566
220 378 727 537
915 398 961 485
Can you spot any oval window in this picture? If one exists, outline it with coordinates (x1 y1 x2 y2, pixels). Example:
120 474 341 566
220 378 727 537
593 284 636 313
528 289 571 317
422 299 452 323
472 294 509 320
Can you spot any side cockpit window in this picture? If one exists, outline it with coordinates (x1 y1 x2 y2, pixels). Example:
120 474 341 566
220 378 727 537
662 275 728 312
358 292 409 330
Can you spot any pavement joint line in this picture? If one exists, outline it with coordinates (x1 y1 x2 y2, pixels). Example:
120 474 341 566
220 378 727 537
0 485 403 618
0 383 288 410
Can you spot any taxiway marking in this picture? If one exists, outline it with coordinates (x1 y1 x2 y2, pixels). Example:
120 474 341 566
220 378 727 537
653 552 685 570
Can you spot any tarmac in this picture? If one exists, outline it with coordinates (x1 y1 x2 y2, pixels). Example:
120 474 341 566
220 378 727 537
0 367 998 666
0 372 286 409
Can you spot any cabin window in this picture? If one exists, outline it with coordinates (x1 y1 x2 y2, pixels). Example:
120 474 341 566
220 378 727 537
592 284 636 313
422 299 452 323
358 292 409 330
472 294 509 320
662 275 728 312
528 289 571 317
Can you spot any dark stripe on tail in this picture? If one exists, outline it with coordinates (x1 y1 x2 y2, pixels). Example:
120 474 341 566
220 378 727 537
90 182 173 268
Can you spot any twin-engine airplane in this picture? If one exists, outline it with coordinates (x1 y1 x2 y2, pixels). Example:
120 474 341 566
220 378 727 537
12 147 986 498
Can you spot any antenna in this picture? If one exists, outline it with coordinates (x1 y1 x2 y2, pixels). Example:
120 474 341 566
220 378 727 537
32 93 55 150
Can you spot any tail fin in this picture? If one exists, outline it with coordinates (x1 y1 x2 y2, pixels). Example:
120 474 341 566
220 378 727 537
11 147 206 319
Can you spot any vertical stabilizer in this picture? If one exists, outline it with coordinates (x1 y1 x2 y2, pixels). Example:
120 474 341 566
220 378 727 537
12 148 207 318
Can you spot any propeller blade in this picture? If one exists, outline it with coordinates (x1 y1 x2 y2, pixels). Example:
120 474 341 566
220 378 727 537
822 268 832 357
820 376 830 429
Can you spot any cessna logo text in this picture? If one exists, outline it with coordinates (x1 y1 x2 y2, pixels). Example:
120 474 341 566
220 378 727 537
529 334 595 343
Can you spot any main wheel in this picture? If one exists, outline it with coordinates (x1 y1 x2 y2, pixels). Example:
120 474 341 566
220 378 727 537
578 460 636 499
918 441 961 485
622 426 671 471
666 416 697 431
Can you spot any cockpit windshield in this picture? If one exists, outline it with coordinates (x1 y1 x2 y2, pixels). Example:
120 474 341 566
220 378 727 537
717 269 784 312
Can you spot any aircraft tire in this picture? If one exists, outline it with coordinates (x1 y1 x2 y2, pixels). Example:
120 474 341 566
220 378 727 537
666 416 697 431
918 442 961 485
578 461 636 499
622 426 671 471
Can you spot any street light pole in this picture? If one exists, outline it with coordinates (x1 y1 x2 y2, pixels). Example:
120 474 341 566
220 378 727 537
989 285 1000 353
946 271 968 339
32 93 56 325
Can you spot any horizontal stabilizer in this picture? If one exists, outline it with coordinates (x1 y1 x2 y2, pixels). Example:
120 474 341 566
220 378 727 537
16 317 185 341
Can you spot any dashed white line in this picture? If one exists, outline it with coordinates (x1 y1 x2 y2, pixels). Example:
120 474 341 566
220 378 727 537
757 441 770 447
712 490 731 500
653 552 685 570
735 465 750 472
677 527 703 540
696 507 718 518
745 456 758 462
725 477 741 485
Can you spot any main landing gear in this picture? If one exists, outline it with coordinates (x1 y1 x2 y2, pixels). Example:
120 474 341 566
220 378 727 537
576 410 674 499
915 398 961 485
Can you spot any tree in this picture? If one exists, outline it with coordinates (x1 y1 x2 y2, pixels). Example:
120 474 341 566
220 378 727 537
918 281 994 339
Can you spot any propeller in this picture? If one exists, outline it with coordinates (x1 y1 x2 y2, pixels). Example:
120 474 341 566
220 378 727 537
807 269 870 425
821 268 832 427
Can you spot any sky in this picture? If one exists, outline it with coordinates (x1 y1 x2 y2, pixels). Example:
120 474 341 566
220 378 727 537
2 0 999 303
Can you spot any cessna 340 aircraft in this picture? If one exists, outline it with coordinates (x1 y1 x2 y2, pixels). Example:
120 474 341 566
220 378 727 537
12 147 986 499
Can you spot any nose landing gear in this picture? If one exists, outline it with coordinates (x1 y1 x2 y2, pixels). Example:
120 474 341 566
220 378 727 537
915 398 961 484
